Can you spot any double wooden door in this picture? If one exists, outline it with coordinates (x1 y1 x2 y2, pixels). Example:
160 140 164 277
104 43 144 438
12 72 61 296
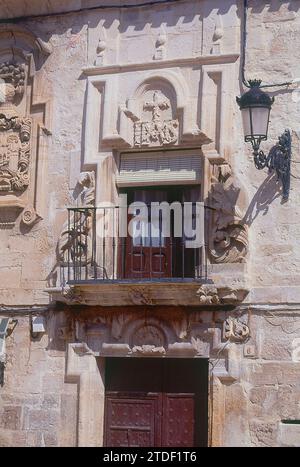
104 358 208 447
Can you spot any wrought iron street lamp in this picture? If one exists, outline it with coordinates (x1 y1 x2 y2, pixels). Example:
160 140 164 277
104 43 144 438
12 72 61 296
237 79 291 200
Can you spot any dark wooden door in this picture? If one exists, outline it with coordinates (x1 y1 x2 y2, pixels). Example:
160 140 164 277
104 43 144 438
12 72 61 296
104 358 208 447
121 186 202 279
125 189 171 279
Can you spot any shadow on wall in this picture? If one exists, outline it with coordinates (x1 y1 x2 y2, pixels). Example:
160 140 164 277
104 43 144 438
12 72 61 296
10 0 299 41
243 171 284 227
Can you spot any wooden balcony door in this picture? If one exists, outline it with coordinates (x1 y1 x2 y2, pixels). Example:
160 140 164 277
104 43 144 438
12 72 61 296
124 188 171 279
104 358 208 447
122 186 201 279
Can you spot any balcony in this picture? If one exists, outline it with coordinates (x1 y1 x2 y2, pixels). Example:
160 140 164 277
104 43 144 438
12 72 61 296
51 204 213 306
62 204 208 283
46 200 251 307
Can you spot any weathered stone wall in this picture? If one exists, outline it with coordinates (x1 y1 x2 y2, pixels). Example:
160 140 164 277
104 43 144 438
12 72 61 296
236 0 300 291
1 0 300 447
223 309 300 447
0 312 77 447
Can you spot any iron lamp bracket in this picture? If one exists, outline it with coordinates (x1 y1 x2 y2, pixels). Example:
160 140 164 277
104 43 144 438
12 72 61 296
250 129 291 201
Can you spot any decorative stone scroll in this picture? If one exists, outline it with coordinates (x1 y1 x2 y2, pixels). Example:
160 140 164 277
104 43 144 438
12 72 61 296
134 90 179 146
209 164 249 263
224 317 250 342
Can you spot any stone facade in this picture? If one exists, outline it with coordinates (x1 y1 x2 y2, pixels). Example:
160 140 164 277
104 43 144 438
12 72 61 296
0 0 300 447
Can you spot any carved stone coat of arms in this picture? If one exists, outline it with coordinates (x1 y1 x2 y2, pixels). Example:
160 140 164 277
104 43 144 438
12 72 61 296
0 61 31 193
134 90 179 146
0 114 31 192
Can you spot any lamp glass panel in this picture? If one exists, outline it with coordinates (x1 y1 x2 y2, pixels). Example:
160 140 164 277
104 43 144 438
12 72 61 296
250 107 270 137
241 108 251 138
242 107 270 139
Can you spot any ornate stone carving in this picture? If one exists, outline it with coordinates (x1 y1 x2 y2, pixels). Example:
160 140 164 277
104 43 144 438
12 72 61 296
0 27 52 227
197 285 220 305
209 164 248 263
62 285 86 305
129 287 153 305
0 62 31 194
132 345 166 355
224 317 250 342
134 90 178 146
131 324 165 348
197 285 249 305
22 206 39 226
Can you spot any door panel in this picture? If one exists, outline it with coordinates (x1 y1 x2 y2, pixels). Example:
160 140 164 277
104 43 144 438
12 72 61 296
104 358 208 447
105 396 162 447
162 394 195 447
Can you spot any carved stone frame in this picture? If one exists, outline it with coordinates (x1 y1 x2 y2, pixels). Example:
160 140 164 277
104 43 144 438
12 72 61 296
0 24 52 227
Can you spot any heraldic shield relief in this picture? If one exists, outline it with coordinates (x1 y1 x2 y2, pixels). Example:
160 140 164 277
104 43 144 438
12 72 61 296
0 115 31 192
0 62 31 194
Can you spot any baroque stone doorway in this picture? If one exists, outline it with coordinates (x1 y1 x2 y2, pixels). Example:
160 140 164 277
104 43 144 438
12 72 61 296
64 309 249 446
103 357 209 447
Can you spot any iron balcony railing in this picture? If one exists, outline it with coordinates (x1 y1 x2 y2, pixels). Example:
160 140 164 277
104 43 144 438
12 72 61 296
61 204 210 284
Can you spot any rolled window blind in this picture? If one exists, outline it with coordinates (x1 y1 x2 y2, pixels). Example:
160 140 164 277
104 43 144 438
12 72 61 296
116 151 201 186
